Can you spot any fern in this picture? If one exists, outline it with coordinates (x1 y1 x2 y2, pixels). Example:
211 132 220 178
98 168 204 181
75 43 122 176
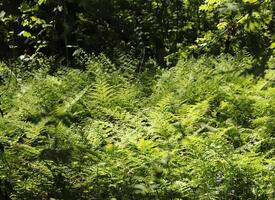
0 54 274 199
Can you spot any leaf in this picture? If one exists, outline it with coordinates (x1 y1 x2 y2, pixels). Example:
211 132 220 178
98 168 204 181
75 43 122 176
38 0 46 6
199 4 208 11
0 11 5 19
56 84 91 115
269 42 275 49
238 14 249 24
18 30 32 38
137 139 155 152
217 22 228 30
19 2 31 13
133 184 147 192
243 0 258 4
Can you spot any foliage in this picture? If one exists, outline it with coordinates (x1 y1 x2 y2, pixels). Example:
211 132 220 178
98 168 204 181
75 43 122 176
0 54 274 199
0 0 274 70
190 0 274 73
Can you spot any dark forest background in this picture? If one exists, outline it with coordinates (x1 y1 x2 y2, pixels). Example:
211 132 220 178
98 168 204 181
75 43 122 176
1 0 274 71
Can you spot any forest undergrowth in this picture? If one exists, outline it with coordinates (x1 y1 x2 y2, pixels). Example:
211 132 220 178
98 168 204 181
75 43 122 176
0 53 274 199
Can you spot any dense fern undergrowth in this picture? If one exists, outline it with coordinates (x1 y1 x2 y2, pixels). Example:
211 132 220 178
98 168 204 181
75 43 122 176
0 54 274 200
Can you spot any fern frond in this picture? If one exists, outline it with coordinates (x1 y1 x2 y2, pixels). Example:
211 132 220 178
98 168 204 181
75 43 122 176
56 84 91 115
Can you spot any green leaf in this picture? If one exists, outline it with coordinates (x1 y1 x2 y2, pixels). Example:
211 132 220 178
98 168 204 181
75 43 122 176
19 2 31 12
38 0 46 6
243 0 258 4
18 30 32 38
217 22 228 30
238 14 249 24
269 42 275 49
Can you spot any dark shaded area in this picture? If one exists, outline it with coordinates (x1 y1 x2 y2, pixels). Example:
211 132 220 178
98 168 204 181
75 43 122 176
0 0 273 70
